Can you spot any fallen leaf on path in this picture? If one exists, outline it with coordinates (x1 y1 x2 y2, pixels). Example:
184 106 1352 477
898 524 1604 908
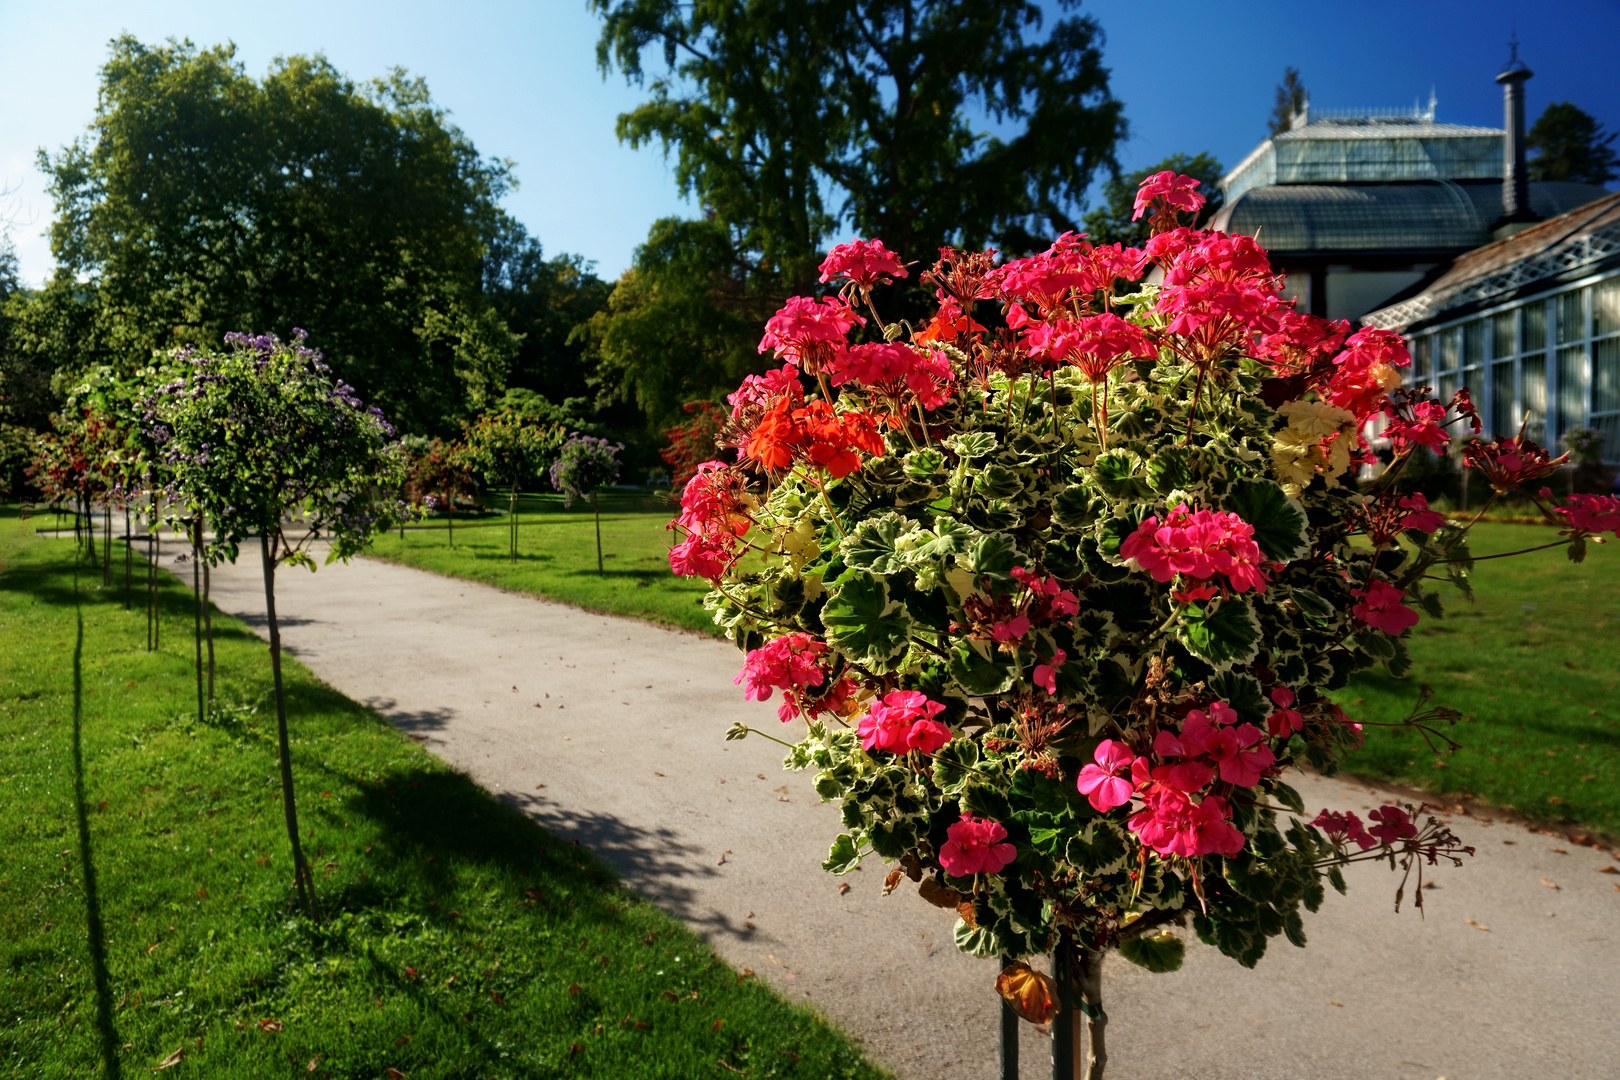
1540 877 1560 890
654 771 665 777
1599 866 1618 874
1502 840 1515 845
717 850 731 866
1466 919 1490 931
736 968 754 981
744 921 755 930
1327 1000 1343 1007
155 1047 185 1069
837 882 850 896
883 869 903 896
1550 847 1568 854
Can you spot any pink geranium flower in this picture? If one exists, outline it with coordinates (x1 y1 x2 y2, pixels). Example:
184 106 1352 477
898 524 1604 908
857 690 950 754
1552 492 1620 537
1351 579 1419 635
1077 739 1138 812
1266 686 1305 739
1120 503 1273 597
1132 171 1207 221
1310 809 1378 850
1032 649 1067 696
735 633 830 721
819 238 908 289
758 295 864 373
939 813 1016 876
1367 804 1417 845
1204 722 1275 787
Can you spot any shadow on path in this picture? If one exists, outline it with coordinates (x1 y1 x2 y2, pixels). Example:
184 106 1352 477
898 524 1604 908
71 569 122 1078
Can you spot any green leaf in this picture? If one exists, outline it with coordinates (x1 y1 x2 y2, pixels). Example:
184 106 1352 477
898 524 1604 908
1207 670 1266 723
932 739 983 795
946 431 998 460
962 533 1020 575
974 464 1025 501
841 512 914 575
1118 930 1185 973
953 917 1003 958
949 639 1017 696
1289 586 1335 623
1053 485 1104 530
1065 821 1129 874
823 833 862 874
1146 445 1193 494
1222 478 1309 562
822 570 914 665
1092 450 1148 500
1177 597 1262 671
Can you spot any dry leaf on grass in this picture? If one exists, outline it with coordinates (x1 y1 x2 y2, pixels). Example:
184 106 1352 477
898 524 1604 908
155 1047 185 1069
257 1018 283 1033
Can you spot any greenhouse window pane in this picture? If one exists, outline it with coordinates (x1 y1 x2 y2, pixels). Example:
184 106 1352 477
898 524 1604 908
1411 335 1431 380
1594 337 1620 415
1556 290 1586 345
1490 360 1516 437
1595 277 1620 337
1592 415 1619 463
1439 372 1457 406
1491 311 1515 360
1439 329 1459 373
1522 353 1547 442
1522 302 1547 352
1556 345 1586 435
1463 320 1484 365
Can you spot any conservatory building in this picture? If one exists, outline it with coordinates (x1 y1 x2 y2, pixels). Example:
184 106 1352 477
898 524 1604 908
1361 191 1620 461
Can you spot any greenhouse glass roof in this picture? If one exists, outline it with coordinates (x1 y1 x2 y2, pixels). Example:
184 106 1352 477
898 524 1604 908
1209 179 1610 256
1222 112 1504 199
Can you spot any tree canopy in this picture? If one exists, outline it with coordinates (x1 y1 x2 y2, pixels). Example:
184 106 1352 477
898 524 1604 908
1528 101 1619 186
592 0 1127 273
41 36 521 435
1268 67 1307 136
1082 153 1225 248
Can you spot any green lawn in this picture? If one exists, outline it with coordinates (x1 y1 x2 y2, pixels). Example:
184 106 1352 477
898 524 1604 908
1339 522 1620 838
368 494 715 635
0 509 885 1080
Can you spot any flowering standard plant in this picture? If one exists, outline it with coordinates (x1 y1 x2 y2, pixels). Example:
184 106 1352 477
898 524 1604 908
668 175 1619 1078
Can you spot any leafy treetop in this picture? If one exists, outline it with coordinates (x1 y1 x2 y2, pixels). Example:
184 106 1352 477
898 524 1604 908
1528 101 1619 186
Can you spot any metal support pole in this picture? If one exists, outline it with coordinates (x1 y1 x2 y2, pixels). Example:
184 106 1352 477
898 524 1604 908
1051 938 1077 1080
999 954 1019 1080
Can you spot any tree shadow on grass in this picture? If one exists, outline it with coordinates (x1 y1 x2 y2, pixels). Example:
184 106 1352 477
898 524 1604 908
70 573 122 1078
335 765 758 948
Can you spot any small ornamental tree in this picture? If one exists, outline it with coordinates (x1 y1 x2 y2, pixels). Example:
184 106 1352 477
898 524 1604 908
462 407 565 562
406 436 477 547
150 330 405 919
550 434 622 574
668 183 1620 1078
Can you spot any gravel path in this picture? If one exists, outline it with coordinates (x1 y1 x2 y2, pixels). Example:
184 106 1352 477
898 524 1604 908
183 545 1619 1080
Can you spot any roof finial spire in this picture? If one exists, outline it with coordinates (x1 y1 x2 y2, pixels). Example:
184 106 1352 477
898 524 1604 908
1508 30 1519 64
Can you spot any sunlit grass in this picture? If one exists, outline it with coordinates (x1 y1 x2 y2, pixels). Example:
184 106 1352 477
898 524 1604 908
0 508 885 1079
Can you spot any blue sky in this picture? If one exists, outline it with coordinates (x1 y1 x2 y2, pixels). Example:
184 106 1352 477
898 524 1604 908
3 0 1616 288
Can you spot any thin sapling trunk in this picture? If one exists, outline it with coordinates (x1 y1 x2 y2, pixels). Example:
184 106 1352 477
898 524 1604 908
446 488 454 548
203 550 214 704
509 481 518 563
123 507 132 610
191 516 205 724
259 531 318 920
1077 945 1109 1080
592 490 603 575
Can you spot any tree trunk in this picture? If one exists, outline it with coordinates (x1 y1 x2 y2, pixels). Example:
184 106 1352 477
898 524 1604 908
509 482 518 563
203 550 215 705
123 507 132 611
446 489 454 548
151 515 160 651
592 491 603 575
1051 935 1109 1080
103 503 111 585
191 517 205 724
1076 945 1108 1080
259 531 318 920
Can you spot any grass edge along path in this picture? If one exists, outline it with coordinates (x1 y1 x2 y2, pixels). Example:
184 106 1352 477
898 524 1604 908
0 509 887 1080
